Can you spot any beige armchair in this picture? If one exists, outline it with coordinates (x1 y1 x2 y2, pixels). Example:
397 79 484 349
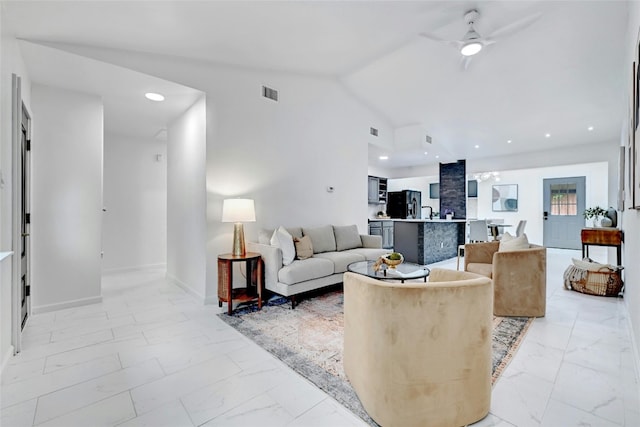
343 269 492 427
464 240 546 317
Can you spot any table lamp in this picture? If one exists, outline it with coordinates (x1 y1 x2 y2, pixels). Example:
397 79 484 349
222 198 256 256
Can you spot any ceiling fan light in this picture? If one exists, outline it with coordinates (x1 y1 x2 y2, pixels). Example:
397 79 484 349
461 41 482 56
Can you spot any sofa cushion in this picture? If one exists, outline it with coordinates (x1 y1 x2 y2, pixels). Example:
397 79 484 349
333 225 363 251
344 248 389 261
466 263 493 278
303 225 336 253
314 251 365 273
287 227 303 239
278 257 334 285
294 236 313 260
499 232 529 252
270 226 296 266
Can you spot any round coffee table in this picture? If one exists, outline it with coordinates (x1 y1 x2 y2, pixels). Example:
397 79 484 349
347 260 430 283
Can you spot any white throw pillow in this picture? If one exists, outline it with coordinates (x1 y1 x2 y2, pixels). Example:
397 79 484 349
270 226 296 266
572 258 616 272
498 232 529 252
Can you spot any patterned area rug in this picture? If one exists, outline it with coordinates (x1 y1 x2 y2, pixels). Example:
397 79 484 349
219 288 533 426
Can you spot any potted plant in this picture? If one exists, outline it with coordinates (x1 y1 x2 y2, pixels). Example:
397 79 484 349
583 206 607 227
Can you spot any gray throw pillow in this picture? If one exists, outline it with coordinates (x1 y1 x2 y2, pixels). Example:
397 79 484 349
302 225 337 253
333 225 363 251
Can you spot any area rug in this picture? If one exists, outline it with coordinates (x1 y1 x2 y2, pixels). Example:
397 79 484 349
219 289 533 426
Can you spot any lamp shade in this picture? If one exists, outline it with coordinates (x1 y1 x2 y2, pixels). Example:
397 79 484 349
222 199 256 223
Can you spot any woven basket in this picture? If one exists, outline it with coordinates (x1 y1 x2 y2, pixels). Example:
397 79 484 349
563 264 623 297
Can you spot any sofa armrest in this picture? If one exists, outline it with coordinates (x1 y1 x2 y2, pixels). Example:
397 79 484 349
361 234 383 249
246 242 282 291
464 241 500 269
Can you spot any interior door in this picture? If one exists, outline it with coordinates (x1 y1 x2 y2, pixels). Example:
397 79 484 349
543 177 585 249
20 105 31 330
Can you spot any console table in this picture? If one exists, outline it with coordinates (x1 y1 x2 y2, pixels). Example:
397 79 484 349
218 252 263 315
581 228 623 266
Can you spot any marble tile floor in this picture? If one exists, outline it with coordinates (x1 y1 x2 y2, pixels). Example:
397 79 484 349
1 247 638 426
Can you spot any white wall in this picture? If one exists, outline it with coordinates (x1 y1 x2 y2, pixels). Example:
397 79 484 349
102 133 167 273
201 68 393 301
31 84 103 313
0 35 32 370
623 1 640 377
51 47 394 302
166 97 207 301
475 162 609 246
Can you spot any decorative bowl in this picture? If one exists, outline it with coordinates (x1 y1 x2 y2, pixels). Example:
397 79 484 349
382 253 404 269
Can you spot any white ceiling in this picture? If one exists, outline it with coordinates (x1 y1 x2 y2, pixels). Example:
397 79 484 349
1 1 629 165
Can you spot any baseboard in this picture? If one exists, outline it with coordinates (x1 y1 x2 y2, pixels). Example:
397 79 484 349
624 299 640 399
102 263 166 275
1 345 15 374
32 295 103 314
166 273 206 304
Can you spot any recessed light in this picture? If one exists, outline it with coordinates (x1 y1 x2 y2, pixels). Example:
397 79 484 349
507 139 512 144
145 92 165 102
379 156 388 160
545 133 551 138
424 152 428 155
435 155 440 159
587 126 594 131
474 145 480 149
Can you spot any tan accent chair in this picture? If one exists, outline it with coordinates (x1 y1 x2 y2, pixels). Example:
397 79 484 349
465 241 547 317
343 269 492 427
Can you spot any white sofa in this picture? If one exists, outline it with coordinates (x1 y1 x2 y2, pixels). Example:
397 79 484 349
247 224 389 307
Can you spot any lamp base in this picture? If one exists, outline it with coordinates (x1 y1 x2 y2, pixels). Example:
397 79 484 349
232 223 246 256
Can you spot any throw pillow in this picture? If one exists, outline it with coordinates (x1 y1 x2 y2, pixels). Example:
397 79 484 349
572 257 616 272
270 226 296 265
294 236 313 260
333 225 363 251
498 232 530 252
302 225 337 253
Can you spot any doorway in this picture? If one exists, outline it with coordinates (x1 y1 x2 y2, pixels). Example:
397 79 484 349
543 176 585 249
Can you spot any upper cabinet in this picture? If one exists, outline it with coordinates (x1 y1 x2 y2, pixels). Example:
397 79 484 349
368 175 387 204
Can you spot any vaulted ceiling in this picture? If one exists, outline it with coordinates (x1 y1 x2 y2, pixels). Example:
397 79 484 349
1 1 629 167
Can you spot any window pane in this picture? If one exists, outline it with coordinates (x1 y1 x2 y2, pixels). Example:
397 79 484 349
550 183 577 216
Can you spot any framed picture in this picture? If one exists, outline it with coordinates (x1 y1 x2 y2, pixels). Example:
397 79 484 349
492 184 518 212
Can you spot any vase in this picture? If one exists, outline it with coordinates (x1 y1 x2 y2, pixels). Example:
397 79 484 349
601 217 613 227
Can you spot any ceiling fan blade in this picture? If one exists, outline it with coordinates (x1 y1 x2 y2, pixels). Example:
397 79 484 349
460 55 472 71
419 32 462 49
486 12 542 40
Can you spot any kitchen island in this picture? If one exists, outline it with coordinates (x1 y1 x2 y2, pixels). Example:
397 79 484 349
393 219 466 265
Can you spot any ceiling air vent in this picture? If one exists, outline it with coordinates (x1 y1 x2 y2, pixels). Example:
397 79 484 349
425 135 432 144
370 127 379 137
262 85 278 102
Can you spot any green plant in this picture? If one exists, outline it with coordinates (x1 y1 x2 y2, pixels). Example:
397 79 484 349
387 252 402 260
583 206 607 220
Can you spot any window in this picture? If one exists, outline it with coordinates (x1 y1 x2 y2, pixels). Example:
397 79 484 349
550 183 577 215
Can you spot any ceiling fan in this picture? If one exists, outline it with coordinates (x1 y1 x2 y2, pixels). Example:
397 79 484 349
419 8 541 69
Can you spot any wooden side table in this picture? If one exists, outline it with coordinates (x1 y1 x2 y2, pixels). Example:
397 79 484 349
218 252 263 315
581 228 623 266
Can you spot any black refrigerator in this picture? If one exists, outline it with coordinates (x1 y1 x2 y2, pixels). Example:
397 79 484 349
387 190 421 219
